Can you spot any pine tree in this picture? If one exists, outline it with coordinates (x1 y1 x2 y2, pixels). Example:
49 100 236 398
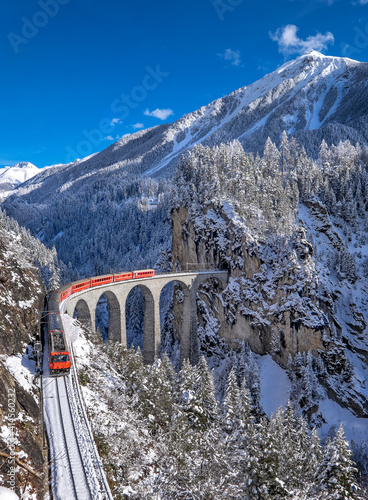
222 367 240 434
315 424 359 499
178 358 202 429
137 359 175 433
251 414 290 499
306 426 322 485
235 379 256 497
320 139 331 169
280 130 292 174
197 355 219 429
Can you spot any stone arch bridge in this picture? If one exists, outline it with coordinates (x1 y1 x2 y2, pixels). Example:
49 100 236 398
62 271 227 364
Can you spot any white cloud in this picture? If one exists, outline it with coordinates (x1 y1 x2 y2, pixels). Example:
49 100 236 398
218 48 242 66
354 0 368 4
269 24 334 56
132 123 144 129
103 135 114 141
144 108 174 120
110 118 121 126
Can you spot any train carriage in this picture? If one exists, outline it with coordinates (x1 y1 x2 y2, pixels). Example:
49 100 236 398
133 269 156 279
47 292 71 376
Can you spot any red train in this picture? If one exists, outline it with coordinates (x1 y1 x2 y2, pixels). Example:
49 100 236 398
47 293 71 376
47 270 156 376
59 269 156 302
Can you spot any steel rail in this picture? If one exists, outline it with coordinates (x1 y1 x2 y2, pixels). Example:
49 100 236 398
54 377 79 499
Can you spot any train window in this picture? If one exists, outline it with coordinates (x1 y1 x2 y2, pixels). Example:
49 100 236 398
51 354 69 363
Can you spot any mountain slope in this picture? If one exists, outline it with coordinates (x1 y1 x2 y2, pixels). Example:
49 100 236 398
3 51 368 276
7 50 368 200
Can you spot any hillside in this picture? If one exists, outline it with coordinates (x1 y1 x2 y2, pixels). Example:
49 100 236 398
3 51 368 278
167 138 368 466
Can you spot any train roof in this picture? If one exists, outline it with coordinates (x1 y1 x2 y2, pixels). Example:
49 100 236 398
49 329 67 352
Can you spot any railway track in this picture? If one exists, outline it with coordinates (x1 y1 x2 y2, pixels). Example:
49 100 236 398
43 331 113 500
55 376 91 499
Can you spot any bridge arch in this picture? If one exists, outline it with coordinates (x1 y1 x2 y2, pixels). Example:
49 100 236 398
159 280 191 367
121 283 157 364
73 299 92 329
95 290 121 342
125 287 145 349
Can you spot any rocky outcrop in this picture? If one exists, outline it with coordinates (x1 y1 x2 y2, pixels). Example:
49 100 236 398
171 204 329 366
171 202 368 419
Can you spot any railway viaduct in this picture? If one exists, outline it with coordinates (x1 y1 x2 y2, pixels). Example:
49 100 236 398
62 271 228 364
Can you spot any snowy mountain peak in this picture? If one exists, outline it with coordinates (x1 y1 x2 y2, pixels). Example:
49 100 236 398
11 161 38 170
0 162 39 198
5 52 368 189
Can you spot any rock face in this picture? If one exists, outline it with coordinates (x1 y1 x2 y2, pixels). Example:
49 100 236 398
0 224 46 498
171 202 368 418
172 204 327 364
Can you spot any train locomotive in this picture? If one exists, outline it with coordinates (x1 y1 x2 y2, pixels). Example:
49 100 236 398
46 269 156 376
47 292 71 376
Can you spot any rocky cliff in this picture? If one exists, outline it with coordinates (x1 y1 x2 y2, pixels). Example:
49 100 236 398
0 214 54 498
171 202 368 422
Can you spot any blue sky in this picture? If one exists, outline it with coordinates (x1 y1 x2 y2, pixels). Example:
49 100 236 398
1 0 368 168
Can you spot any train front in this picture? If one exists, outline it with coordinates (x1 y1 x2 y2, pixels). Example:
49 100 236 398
49 350 71 376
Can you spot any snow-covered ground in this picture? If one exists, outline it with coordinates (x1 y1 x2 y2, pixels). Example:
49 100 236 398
319 398 368 444
0 485 19 499
258 354 291 416
257 353 368 443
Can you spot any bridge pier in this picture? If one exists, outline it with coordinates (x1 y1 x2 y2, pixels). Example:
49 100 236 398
105 291 120 342
119 296 127 348
190 287 200 365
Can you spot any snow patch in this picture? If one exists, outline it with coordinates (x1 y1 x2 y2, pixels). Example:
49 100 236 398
318 398 368 445
5 354 35 394
258 354 292 416
0 486 19 499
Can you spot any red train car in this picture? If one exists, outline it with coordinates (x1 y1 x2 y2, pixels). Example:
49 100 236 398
114 272 133 282
72 280 92 293
60 286 73 302
133 269 156 279
92 275 114 287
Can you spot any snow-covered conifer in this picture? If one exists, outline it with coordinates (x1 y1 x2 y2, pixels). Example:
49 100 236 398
315 424 359 499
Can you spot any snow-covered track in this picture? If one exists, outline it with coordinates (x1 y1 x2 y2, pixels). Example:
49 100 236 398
43 332 113 499
55 376 91 499
68 345 113 499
